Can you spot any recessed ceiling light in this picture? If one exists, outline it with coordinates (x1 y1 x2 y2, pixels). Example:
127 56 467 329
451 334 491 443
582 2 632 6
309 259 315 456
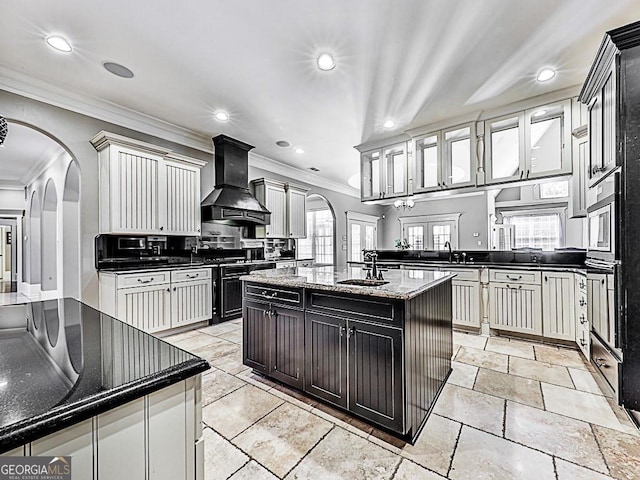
294 148 304 154
317 53 335 71
383 120 396 129
533 110 547 117
214 111 229 122
276 140 291 148
103 62 134 78
536 68 556 82
46 35 72 53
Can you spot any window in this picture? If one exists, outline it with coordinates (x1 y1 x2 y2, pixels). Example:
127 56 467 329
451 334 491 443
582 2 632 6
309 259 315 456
298 208 334 265
503 210 564 251
399 214 460 250
489 115 522 180
347 212 379 262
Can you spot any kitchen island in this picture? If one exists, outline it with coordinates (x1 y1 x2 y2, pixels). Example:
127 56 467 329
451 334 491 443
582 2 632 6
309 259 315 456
0 298 209 480
241 266 454 442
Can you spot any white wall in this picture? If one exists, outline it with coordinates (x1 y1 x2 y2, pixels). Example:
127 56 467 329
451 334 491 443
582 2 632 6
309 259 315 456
0 188 24 211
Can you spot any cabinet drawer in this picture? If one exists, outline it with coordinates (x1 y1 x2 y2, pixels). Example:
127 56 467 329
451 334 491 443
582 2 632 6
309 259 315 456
296 260 313 268
306 290 403 327
489 269 540 284
171 268 211 283
590 333 620 399
244 283 303 307
117 271 171 288
444 268 480 282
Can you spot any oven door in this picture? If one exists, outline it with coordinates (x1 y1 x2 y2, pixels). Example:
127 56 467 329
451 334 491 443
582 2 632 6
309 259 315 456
117 236 147 250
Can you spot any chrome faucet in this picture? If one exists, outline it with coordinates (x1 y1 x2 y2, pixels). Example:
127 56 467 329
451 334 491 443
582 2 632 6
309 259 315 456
444 241 452 263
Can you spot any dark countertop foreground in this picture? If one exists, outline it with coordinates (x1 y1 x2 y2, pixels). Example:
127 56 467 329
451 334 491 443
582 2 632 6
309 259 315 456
241 266 455 300
0 298 209 453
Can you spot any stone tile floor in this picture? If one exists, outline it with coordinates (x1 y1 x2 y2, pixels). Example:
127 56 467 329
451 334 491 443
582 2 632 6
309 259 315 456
165 324 640 480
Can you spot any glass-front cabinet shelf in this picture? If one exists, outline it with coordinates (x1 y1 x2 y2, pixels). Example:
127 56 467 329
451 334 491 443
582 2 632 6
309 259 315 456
361 141 408 200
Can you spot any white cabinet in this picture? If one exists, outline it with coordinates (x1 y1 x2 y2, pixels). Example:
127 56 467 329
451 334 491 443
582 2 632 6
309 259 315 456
253 179 308 239
587 273 608 342
92 131 205 236
360 141 409 200
100 268 212 333
485 100 572 184
286 183 308 238
413 124 477 194
489 269 542 335
542 272 575 341
570 98 589 218
575 273 590 358
448 268 481 329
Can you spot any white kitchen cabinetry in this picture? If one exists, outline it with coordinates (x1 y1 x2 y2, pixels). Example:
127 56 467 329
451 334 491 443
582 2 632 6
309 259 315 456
542 272 575 341
100 268 212 333
8 379 203 480
575 272 590 358
91 131 205 236
253 179 308 239
570 98 589 218
286 183 308 238
489 270 542 335
360 141 409 201
449 268 481 329
485 100 572 185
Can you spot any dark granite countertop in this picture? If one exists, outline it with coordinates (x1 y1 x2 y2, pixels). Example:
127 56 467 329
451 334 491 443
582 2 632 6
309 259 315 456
348 260 586 273
0 298 209 453
241 266 455 300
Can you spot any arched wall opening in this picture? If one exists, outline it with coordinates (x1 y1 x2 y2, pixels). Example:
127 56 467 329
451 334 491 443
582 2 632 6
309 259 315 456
62 162 81 299
41 179 58 292
298 193 337 266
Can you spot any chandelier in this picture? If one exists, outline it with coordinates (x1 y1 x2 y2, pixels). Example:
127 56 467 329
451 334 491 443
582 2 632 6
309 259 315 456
393 198 414 210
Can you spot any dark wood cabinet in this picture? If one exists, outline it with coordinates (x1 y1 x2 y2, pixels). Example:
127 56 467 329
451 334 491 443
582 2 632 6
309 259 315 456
243 298 304 389
304 312 347 408
221 276 244 318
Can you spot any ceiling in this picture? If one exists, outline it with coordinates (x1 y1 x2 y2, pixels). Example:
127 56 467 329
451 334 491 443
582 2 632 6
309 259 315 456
1 0 640 191
0 122 65 188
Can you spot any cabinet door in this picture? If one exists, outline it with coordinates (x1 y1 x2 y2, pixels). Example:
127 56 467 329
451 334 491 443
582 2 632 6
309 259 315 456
587 273 608 341
110 145 163 233
485 113 526 184
171 279 212 328
383 142 408 198
348 320 403 432
442 124 476 189
601 63 617 177
164 160 201 236
588 93 603 184
265 184 287 238
286 187 307 238
542 272 575 341
413 133 441 193
221 276 243 318
452 280 481 328
304 312 347 408
361 149 383 200
242 300 269 373
489 282 542 335
270 305 304 389
116 284 171 333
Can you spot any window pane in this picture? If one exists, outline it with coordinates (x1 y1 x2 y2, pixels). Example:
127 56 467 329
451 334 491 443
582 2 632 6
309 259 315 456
540 180 569 199
491 123 520 179
450 138 471 184
432 225 451 251
418 135 438 189
363 151 380 197
508 214 560 251
301 209 333 265
530 117 562 174
389 152 405 194
351 224 361 262
365 225 375 250
406 226 424 250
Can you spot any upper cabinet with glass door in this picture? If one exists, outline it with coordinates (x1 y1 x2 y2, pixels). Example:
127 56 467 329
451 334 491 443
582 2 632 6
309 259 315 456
360 141 408 201
413 124 476 193
485 100 571 184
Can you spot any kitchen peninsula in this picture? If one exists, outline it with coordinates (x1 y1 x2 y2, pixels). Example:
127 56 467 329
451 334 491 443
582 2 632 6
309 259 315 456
0 298 209 480
240 266 454 442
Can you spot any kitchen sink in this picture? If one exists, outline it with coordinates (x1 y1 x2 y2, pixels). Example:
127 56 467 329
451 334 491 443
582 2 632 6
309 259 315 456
337 279 389 287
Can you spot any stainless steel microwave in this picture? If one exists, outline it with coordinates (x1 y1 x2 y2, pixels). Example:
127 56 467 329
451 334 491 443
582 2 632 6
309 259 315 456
588 203 613 252
117 237 147 250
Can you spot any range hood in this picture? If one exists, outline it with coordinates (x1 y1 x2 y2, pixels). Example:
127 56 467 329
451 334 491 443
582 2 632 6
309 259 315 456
201 135 271 226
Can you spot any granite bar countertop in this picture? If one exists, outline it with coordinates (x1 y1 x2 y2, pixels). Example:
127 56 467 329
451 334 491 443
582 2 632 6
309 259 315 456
0 298 209 453
241 266 455 300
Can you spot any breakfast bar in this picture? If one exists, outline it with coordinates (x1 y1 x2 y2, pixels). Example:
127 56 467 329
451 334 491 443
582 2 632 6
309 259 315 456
241 266 454 442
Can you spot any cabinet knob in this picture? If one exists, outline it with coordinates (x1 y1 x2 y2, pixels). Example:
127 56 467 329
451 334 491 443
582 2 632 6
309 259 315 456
173 287 177 291
160 226 164 231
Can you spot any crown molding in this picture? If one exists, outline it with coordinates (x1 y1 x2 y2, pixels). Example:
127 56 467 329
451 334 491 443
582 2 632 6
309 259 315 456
249 152 359 198
0 181 24 190
0 64 212 154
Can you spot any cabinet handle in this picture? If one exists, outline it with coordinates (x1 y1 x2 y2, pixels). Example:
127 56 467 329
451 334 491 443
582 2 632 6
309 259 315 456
520 171 524 179
166 288 170 292
173 287 176 291
138 277 154 284
579 281 586 289
580 338 588 347
545 276 548 282
340 326 346 337
601 279 605 285
506 275 522 281
160 226 164 231
580 314 587 324
186 273 199 278
526 169 530 178
442 181 447 188
347 327 355 338
580 298 587 307
595 358 608 368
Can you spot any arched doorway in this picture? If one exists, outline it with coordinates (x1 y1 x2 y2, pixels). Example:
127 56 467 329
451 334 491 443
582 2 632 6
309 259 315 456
29 191 42 287
41 179 58 294
62 162 81 299
298 194 336 266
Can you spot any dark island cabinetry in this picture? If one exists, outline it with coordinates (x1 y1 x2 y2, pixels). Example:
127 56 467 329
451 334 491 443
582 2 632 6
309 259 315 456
242 268 453 442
